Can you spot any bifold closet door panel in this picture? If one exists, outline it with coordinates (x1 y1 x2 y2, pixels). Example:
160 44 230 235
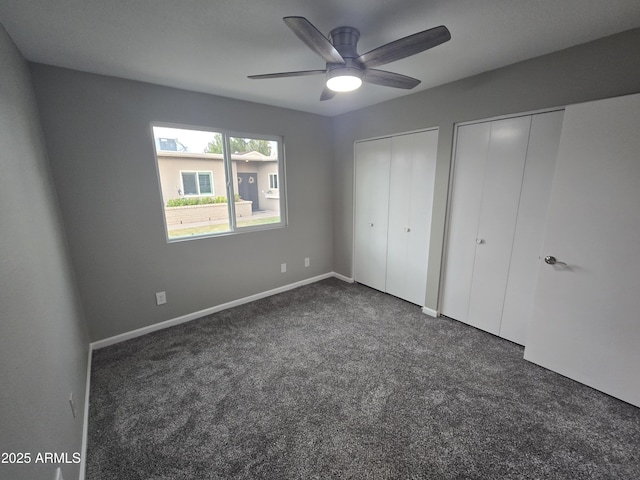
465 116 532 335
386 130 438 305
440 122 491 322
398 130 438 305
500 110 564 345
354 138 391 291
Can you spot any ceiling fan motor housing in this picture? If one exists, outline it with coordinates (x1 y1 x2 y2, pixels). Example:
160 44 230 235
326 26 364 91
329 26 361 59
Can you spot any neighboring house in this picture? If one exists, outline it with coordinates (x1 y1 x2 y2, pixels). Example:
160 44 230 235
156 150 280 213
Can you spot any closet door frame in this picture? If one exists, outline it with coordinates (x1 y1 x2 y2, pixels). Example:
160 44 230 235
439 107 565 318
352 127 439 300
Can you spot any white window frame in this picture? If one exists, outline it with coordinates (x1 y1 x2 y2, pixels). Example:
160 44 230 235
152 123 287 242
269 173 279 189
180 170 214 196
265 172 280 199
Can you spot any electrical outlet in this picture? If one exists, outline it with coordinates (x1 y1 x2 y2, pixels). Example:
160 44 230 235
69 393 76 419
155 291 167 305
54 467 64 480
304 257 310 267
281 263 287 273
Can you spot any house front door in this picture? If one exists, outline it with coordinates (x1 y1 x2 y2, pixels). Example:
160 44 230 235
237 172 259 211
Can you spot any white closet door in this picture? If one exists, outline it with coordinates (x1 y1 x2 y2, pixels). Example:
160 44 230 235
525 94 640 407
386 130 438 305
441 122 491 321
354 138 391 291
466 116 531 335
499 110 564 344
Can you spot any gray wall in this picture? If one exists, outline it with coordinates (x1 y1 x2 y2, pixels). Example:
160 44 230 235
332 28 640 312
30 65 335 341
0 25 89 480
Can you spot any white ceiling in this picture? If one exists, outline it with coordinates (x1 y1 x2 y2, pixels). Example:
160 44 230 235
2 0 640 116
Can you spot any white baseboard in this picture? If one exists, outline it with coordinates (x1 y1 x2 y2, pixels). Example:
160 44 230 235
78 347 92 480
422 306 439 318
332 272 354 283
91 272 350 350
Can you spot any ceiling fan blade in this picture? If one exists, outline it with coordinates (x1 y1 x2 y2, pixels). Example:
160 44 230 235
283 16 345 64
358 25 451 69
362 69 421 89
248 70 326 80
320 86 336 101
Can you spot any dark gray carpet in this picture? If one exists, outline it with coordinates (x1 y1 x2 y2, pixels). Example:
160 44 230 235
87 278 640 479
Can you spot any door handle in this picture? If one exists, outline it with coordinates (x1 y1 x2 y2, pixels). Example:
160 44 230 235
404 227 411 233
476 238 484 244
369 223 374 227
544 255 567 266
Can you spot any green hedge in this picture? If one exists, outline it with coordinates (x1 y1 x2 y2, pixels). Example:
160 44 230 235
166 195 241 207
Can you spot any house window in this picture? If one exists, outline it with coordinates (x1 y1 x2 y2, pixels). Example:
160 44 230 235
152 124 286 241
269 173 278 189
265 173 280 199
181 171 213 196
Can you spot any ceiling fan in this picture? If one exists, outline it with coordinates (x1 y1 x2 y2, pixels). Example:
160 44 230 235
248 16 451 101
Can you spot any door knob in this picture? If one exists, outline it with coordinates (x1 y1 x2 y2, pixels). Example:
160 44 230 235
476 238 484 244
404 227 411 232
544 255 567 266
369 223 374 227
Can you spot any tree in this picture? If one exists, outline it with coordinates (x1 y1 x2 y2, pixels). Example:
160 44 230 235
204 133 224 154
205 135 273 156
242 138 272 156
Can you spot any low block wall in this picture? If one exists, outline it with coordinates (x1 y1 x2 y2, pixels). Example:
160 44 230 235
165 201 252 225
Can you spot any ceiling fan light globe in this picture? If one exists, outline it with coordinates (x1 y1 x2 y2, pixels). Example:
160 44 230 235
326 66 363 92
327 75 362 92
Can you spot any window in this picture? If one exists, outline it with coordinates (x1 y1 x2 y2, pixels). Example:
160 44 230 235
181 171 213 196
152 124 286 241
269 173 279 189
265 173 280 199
